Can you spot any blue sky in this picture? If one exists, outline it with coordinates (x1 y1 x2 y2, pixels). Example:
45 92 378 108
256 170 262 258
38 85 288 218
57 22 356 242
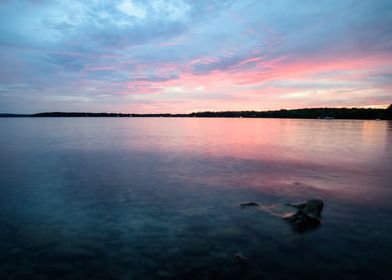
0 0 391 113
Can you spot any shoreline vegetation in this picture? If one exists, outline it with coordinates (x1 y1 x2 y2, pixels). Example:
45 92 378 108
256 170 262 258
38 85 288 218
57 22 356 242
1 105 391 120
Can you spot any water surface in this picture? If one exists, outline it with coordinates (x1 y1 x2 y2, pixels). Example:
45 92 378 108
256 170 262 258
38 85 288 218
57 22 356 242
0 118 391 279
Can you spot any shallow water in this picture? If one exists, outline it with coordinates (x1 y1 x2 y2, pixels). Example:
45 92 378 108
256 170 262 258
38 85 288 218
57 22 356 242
0 118 391 279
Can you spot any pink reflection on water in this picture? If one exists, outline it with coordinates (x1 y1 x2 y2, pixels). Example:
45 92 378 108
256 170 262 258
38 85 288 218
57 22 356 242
30 117 390 207
118 118 390 206
120 118 388 163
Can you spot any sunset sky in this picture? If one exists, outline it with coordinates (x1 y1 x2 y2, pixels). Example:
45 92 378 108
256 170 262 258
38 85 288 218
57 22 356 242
0 0 391 113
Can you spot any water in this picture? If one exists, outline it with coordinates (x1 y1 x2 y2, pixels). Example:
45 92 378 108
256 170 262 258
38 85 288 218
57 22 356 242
0 118 391 279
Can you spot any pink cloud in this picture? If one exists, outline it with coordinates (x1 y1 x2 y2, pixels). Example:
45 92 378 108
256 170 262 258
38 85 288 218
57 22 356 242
83 49 391 114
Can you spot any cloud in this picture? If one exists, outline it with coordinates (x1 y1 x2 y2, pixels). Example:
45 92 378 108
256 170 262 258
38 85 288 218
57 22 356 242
117 0 147 19
0 0 391 113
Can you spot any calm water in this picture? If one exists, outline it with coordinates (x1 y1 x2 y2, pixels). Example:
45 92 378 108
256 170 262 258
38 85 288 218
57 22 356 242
0 118 391 280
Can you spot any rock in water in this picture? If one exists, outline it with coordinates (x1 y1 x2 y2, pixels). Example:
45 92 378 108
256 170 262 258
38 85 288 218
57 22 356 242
284 210 321 232
240 201 259 208
288 199 324 217
285 199 324 232
233 252 249 264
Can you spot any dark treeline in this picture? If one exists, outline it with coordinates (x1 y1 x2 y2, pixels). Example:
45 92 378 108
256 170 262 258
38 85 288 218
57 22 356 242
190 106 392 120
1 104 391 119
0 113 29 117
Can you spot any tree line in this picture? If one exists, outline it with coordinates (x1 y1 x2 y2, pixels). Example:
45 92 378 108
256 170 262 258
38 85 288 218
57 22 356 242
31 104 392 119
1 104 391 119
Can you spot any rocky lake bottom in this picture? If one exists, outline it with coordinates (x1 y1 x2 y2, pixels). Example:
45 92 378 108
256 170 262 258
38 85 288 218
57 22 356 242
0 118 391 279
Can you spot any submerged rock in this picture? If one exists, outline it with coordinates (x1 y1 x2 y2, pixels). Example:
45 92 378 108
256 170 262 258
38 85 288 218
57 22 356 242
284 210 321 231
287 199 324 218
233 252 248 264
240 202 259 208
285 199 324 232
239 199 324 232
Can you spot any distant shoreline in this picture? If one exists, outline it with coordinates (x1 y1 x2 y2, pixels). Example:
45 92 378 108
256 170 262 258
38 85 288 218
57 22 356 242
1 106 391 120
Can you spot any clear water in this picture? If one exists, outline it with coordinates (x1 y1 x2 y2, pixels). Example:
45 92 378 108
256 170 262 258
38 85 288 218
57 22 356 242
0 118 391 280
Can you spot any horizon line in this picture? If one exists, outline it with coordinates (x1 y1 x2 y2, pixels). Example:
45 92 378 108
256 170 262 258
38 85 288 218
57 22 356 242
2 104 391 116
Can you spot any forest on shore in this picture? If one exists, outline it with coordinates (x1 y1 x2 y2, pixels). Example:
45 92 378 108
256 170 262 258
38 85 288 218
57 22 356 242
1 105 391 120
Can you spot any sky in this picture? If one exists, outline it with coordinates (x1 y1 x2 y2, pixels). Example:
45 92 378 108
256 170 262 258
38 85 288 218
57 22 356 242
0 0 391 113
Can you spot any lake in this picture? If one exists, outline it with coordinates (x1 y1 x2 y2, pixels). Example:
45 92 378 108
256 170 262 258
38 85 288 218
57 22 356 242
0 118 391 279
